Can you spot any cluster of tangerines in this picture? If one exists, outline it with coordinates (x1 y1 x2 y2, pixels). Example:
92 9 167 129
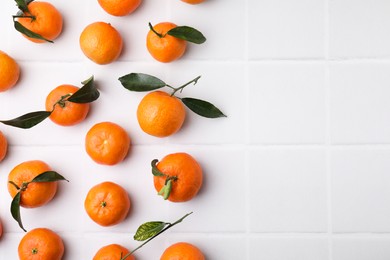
0 0 222 259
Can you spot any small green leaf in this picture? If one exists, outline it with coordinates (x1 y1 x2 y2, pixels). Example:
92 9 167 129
15 0 29 12
0 111 51 129
158 179 173 200
119 73 166 92
67 76 100 103
31 171 69 183
14 20 53 43
10 191 26 232
167 26 206 44
133 221 167 241
151 159 165 177
181 97 226 118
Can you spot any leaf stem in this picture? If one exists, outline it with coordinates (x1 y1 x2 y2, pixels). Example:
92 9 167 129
170 76 201 97
13 15 35 20
119 212 193 260
149 22 164 38
51 94 71 111
8 181 20 190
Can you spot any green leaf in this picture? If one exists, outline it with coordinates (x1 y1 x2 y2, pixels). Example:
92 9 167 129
67 76 100 103
0 111 51 129
167 26 206 44
10 191 26 232
119 73 166 92
15 0 28 12
151 159 165 177
181 97 226 118
133 221 167 241
31 171 69 183
14 20 53 43
158 179 173 200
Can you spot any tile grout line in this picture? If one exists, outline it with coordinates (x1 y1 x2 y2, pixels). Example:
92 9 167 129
324 0 333 259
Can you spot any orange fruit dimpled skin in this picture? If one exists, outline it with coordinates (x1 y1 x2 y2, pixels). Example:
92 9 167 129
85 122 131 165
93 244 135 260
98 0 141 16
154 153 203 202
18 228 64 260
0 131 8 162
147 22 187 63
181 0 205 4
45 84 90 126
137 91 186 137
80 22 123 65
18 1 63 43
161 242 205 260
7 160 57 208
84 181 131 227
0 50 20 92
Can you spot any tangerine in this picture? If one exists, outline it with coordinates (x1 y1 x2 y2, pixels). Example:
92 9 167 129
137 91 186 137
0 50 20 92
0 218 3 239
146 22 187 63
154 152 203 202
181 0 205 4
84 181 131 226
93 244 135 260
8 160 57 208
0 130 8 162
17 1 63 43
18 228 64 260
80 22 123 65
98 0 141 16
45 84 90 126
160 242 205 260
85 122 131 165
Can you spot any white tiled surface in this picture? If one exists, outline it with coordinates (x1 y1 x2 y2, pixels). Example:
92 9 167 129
0 0 390 259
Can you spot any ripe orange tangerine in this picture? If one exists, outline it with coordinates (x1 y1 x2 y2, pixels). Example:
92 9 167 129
93 244 135 260
0 50 20 92
17 1 63 43
146 22 187 63
45 84 90 126
181 0 205 4
160 242 205 260
98 0 141 16
0 131 8 162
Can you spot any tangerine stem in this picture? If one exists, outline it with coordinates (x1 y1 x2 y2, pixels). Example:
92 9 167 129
119 212 193 260
8 181 20 190
170 76 201 97
148 22 164 38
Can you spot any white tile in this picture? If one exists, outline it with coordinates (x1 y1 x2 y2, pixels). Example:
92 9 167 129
249 149 327 232
332 149 390 232
330 63 390 144
170 0 245 60
330 0 390 58
333 237 390 260
249 63 326 144
248 0 325 59
249 237 329 260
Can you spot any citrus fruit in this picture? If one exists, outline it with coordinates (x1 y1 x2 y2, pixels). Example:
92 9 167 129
80 22 123 65
146 22 187 63
93 244 135 260
0 218 3 238
161 242 205 260
8 160 57 208
137 91 186 137
0 50 20 92
17 1 63 43
45 84 90 126
181 0 205 4
18 228 64 260
84 181 131 226
154 152 203 202
98 0 141 16
0 130 8 162
85 121 131 165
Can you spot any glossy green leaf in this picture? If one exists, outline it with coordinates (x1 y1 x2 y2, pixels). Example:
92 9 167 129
0 111 51 129
181 97 226 118
10 191 26 232
151 159 165 177
119 73 166 92
67 76 100 103
133 221 167 241
15 0 28 12
167 26 206 44
14 20 53 43
31 171 69 183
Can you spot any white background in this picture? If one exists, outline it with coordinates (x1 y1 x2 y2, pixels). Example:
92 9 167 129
1 0 390 259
